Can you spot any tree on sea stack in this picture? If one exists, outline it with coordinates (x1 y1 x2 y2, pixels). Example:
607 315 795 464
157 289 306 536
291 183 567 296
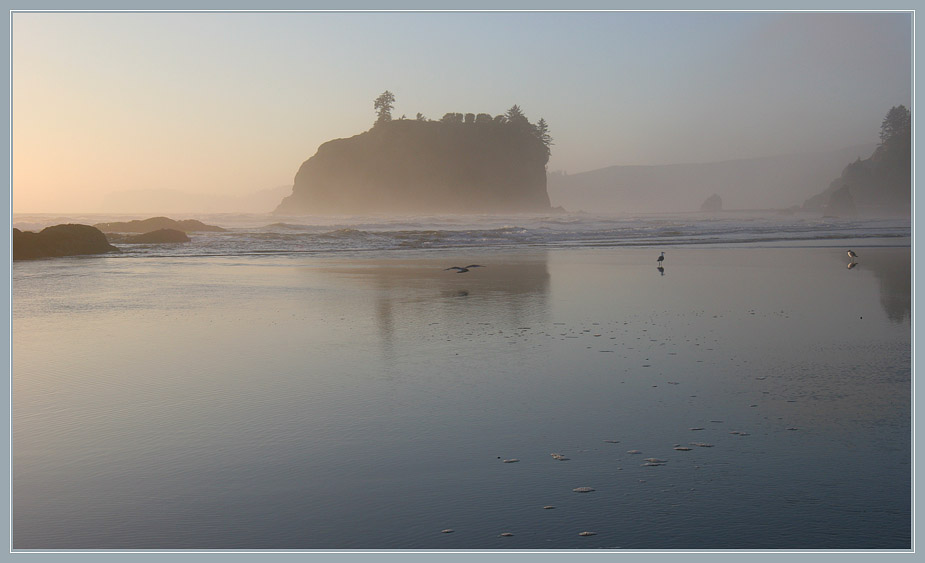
505 104 528 125
374 90 396 124
534 118 553 158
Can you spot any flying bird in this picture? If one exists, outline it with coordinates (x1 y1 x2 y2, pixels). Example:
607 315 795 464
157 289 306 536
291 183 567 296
657 252 665 265
847 250 858 260
445 264 484 273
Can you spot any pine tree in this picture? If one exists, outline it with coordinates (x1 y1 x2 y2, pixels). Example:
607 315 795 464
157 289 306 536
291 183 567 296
504 104 527 123
374 91 396 124
534 117 553 156
879 105 910 146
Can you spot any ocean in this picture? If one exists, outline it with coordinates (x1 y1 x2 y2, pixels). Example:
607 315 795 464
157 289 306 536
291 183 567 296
10 211 912 551
12 211 912 258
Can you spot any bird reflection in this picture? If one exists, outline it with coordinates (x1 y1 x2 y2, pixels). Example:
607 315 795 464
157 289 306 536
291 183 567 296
847 249 859 269
657 265 665 276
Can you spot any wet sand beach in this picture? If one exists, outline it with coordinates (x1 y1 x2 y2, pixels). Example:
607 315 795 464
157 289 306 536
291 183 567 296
11 245 911 549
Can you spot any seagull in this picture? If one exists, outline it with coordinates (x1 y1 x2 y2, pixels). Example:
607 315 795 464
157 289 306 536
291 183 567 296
445 264 484 273
657 252 665 265
847 250 858 260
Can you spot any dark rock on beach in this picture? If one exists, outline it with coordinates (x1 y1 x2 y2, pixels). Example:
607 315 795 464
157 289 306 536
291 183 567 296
93 216 225 233
13 224 119 260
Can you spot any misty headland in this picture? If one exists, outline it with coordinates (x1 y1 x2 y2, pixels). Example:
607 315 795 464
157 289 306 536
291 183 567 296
63 93 910 219
266 100 907 219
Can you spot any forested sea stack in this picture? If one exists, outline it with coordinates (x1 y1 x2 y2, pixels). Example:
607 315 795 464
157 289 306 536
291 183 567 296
275 93 554 215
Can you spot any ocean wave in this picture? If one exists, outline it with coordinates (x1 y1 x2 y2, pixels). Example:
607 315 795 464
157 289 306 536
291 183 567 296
13 212 910 258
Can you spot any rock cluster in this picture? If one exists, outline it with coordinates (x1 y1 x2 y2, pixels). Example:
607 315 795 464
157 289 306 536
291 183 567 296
93 217 225 233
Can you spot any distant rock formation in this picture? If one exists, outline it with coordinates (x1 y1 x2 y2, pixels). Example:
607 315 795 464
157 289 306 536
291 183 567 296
114 229 191 244
546 144 875 214
13 224 119 260
275 116 552 215
700 193 722 212
93 216 225 233
823 185 858 217
803 105 910 216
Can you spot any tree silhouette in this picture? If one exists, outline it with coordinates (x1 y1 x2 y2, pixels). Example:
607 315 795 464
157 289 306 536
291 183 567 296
534 117 553 156
505 104 527 123
440 112 464 124
374 91 396 124
880 105 910 146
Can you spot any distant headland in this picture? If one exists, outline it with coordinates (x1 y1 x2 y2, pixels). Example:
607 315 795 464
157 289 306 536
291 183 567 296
275 92 555 215
803 105 911 217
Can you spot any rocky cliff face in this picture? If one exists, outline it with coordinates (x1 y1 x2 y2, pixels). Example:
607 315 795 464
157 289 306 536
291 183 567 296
275 119 551 215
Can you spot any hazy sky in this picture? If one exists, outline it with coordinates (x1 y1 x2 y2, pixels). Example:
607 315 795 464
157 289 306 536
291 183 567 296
11 10 912 213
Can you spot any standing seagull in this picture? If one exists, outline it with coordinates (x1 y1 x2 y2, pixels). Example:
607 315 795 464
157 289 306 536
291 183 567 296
657 252 665 265
445 264 484 273
847 250 858 261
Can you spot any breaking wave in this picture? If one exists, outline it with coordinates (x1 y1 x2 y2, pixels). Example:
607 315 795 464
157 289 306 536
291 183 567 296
12 211 911 259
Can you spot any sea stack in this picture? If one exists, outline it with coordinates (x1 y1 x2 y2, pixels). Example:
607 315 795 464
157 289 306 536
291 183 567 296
700 193 723 212
275 114 552 215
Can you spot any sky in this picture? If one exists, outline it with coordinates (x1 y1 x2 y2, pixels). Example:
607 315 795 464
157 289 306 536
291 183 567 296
11 10 913 213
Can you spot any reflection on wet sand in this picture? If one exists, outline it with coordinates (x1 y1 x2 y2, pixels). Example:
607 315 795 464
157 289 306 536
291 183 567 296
322 251 551 356
859 248 911 323
841 247 910 322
